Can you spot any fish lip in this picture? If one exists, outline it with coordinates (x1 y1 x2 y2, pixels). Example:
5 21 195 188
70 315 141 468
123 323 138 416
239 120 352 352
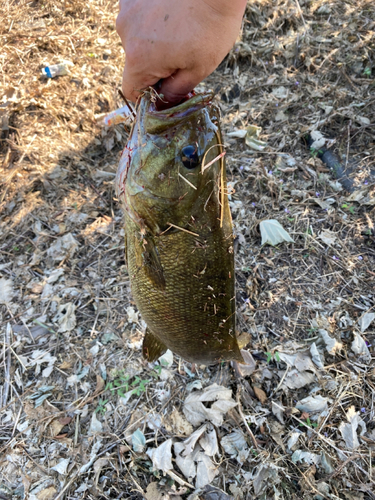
142 92 214 134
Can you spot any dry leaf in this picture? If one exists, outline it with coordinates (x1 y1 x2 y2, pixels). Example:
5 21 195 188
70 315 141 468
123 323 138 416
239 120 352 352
253 386 267 404
0 278 14 304
94 375 105 396
183 384 237 426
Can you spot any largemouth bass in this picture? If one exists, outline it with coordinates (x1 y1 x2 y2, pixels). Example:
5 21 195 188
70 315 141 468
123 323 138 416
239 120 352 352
116 92 243 365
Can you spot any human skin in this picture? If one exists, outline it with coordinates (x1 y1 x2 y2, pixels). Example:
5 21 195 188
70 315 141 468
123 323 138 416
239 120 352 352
116 0 247 107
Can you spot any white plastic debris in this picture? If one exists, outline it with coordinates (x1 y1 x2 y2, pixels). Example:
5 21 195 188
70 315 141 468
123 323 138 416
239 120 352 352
103 105 132 127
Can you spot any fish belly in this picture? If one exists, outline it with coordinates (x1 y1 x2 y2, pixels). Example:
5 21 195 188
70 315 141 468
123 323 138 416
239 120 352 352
126 222 242 365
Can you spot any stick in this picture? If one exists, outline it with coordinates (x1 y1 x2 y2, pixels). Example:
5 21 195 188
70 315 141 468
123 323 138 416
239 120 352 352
166 223 199 237
236 392 260 451
178 172 197 190
3 324 11 407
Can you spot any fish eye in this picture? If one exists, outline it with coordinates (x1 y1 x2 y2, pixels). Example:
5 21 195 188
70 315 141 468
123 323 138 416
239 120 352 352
181 145 199 169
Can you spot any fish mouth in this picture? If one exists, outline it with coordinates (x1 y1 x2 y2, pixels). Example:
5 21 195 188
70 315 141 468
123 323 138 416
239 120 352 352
142 92 214 135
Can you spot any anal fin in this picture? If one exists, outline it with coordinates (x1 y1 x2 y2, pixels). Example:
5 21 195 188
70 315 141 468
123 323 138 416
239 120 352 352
142 327 167 362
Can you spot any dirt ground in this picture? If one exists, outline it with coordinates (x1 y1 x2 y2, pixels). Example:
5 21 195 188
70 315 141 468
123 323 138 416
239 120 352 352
1 0 375 499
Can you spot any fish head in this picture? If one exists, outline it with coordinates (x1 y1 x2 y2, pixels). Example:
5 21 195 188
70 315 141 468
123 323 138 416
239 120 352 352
116 92 224 234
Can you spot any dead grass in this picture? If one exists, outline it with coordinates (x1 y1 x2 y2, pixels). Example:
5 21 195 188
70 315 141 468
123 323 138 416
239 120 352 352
0 0 374 499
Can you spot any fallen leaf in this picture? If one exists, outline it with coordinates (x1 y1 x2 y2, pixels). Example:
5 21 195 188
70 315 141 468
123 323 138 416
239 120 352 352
292 450 321 465
234 349 256 377
53 302 76 333
260 220 294 246
359 312 375 332
195 451 218 489
296 395 329 415
126 306 139 323
147 438 173 473
253 464 280 496
183 384 237 426
245 125 267 151
287 431 302 451
88 412 103 436
164 409 194 436
351 332 371 363
310 343 324 369
221 429 249 464
174 441 197 483
319 329 343 355
319 230 337 246
132 428 146 453
47 233 79 261
339 406 364 450
199 425 218 457
310 130 326 149
94 375 105 396
36 487 57 500
158 349 174 367
0 278 14 304
51 457 70 475
272 401 285 424
283 369 315 389
253 386 267 404
144 482 165 500
181 425 208 456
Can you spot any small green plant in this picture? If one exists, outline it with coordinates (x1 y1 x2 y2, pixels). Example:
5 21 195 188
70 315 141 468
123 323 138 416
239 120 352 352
241 266 252 272
105 372 131 398
105 366 164 400
13 246 20 252
307 326 318 336
363 67 371 77
310 147 323 158
299 417 318 429
266 351 280 363
96 398 109 414
342 203 355 215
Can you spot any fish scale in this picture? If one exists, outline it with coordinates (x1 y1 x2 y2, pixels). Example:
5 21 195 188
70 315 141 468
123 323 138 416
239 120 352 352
116 92 243 365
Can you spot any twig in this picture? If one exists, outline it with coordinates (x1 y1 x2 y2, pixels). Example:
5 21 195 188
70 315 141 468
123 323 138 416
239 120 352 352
178 172 197 190
317 453 361 483
3 324 11 407
236 392 260 451
296 465 331 500
165 222 199 237
273 402 375 485
118 89 136 119
123 462 145 496
270 365 290 398
166 469 194 489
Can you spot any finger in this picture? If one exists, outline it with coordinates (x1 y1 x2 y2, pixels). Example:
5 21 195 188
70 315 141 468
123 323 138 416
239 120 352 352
158 69 204 106
121 63 161 103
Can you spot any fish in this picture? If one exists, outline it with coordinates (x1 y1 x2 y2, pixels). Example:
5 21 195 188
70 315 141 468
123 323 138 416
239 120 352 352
115 91 243 365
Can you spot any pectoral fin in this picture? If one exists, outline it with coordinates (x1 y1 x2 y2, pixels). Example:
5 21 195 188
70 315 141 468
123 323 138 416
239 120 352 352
142 328 167 362
137 234 166 290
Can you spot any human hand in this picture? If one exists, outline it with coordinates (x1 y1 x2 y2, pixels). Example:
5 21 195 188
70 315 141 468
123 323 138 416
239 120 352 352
116 0 247 107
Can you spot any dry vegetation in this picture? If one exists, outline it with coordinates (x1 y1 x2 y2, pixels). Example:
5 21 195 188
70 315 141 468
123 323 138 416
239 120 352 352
0 0 375 499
